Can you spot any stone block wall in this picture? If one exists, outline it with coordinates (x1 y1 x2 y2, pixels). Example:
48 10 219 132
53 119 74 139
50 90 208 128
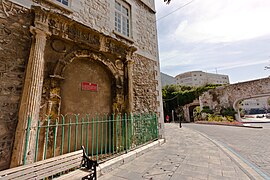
0 0 32 170
133 54 158 114
200 77 270 113
0 0 164 168
27 0 158 60
133 0 158 58
73 0 158 59
72 0 111 35
11 0 161 115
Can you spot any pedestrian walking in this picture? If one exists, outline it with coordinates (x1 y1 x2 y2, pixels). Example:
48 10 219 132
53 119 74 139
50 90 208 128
166 115 169 123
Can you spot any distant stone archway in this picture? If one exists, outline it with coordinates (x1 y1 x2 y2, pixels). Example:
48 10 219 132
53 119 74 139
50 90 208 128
233 93 270 120
199 77 270 120
183 100 200 122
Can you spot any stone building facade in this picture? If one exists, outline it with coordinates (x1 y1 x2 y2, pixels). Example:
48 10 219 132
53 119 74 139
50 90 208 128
0 0 164 169
240 96 270 114
176 71 230 87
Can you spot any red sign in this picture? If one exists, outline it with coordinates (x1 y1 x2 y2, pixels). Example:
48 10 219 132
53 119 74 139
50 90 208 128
81 82 98 92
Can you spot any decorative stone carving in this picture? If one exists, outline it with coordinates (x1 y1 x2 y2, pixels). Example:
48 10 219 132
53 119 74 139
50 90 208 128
53 49 121 78
51 39 66 53
33 6 50 29
33 0 72 14
105 39 126 58
0 0 29 18
48 18 101 47
47 12 135 60
41 77 61 119
115 59 123 70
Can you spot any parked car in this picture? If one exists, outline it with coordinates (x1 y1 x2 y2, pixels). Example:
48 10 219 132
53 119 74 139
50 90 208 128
256 115 264 118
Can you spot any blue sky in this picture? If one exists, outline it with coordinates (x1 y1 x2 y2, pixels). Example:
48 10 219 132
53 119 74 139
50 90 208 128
155 0 270 83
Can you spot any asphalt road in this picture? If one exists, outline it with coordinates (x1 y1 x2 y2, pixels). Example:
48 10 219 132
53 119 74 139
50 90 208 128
184 123 270 178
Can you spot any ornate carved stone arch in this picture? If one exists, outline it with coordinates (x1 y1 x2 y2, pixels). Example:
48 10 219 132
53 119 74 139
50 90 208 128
53 49 121 82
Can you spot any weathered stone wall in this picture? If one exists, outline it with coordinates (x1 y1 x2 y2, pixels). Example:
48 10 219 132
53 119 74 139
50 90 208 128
133 0 158 58
200 77 270 113
133 54 158 114
72 0 111 35
11 0 162 115
19 0 158 60
73 0 158 59
2 0 164 167
0 0 32 170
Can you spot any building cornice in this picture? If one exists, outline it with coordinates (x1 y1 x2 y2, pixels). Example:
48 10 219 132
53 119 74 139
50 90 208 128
139 0 156 13
31 6 137 60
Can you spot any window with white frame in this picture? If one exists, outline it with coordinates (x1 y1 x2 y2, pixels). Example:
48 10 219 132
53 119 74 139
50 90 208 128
115 0 130 37
56 0 69 6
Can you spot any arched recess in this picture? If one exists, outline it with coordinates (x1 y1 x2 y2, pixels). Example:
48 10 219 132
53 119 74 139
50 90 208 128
233 93 270 121
49 49 125 116
61 58 114 114
188 105 199 122
47 50 126 155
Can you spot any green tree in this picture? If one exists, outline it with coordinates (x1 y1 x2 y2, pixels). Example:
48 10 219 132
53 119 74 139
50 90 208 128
162 84 221 120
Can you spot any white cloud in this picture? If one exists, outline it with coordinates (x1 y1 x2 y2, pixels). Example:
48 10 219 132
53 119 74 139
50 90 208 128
156 0 270 82
214 58 270 71
166 0 270 43
159 50 194 66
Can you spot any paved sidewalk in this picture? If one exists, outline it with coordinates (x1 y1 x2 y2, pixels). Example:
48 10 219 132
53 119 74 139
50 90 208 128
241 117 270 123
99 123 251 180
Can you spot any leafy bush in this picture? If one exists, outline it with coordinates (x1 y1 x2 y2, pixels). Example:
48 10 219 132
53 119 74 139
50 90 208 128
193 106 202 121
207 114 224 122
220 107 237 117
162 84 222 119
226 116 234 122
201 106 214 114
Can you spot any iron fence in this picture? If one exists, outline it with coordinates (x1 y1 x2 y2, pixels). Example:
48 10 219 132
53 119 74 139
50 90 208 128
23 113 158 164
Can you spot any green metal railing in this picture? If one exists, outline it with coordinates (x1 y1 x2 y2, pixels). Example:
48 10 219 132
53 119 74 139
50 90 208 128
23 113 158 164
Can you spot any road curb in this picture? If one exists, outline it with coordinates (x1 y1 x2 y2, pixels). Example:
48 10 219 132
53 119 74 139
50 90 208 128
241 121 270 123
195 122 263 128
97 139 165 177
188 127 268 180
55 139 165 180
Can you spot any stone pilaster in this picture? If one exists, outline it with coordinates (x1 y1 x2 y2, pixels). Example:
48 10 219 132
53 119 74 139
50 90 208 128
125 47 136 114
126 59 134 113
10 7 50 167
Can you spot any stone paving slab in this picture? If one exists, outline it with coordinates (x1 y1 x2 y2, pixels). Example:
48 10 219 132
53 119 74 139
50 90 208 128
185 123 270 179
56 139 165 180
98 124 255 180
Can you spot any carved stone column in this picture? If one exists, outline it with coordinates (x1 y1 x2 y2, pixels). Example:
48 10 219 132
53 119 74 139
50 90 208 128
126 59 134 113
125 47 136 113
11 7 50 167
